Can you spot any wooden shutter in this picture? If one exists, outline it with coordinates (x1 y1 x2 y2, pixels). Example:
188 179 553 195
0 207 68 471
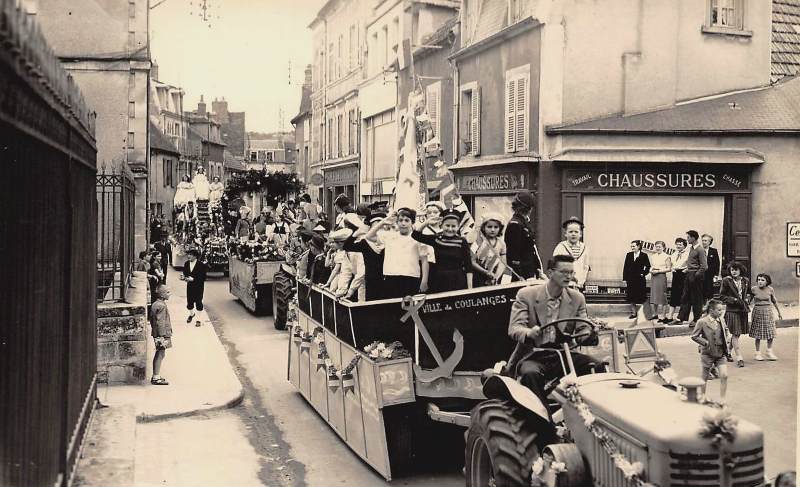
505 78 516 153
426 82 441 137
470 86 481 155
730 194 751 277
515 73 529 152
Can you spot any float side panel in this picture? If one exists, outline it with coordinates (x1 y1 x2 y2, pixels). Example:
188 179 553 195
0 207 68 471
229 257 257 312
308 339 330 420
254 261 282 284
341 346 367 458
357 351 391 479
324 330 346 438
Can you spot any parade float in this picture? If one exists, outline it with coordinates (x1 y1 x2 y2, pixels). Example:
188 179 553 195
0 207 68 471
284 90 766 485
222 169 304 316
228 239 285 315
170 168 229 273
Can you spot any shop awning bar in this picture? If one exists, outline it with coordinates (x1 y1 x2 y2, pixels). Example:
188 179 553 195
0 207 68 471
550 147 765 165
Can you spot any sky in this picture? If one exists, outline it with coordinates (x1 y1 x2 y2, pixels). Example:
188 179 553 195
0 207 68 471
150 0 326 133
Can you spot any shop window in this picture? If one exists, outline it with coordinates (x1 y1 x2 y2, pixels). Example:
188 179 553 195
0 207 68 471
266 152 273 162
425 81 441 138
504 65 529 153
460 83 481 157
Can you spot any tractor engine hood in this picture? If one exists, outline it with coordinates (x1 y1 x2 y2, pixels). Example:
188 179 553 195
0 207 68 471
554 374 762 454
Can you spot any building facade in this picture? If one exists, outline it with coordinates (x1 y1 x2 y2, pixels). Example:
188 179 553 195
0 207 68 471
453 0 799 300
187 98 226 180
361 0 459 205
291 65 313 188
212 97 247 158
35 0 151 253
246 136 295 174
309 0 372 217
148 121 181 225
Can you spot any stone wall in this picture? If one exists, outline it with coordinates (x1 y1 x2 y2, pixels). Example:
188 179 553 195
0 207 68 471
97 272 149 384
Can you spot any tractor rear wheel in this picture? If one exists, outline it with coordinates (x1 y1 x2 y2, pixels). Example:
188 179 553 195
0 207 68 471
272 268 295 330
465 399 544 487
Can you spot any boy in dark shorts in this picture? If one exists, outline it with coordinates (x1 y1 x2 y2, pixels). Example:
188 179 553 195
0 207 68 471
150 284 173 385
691 299 731 402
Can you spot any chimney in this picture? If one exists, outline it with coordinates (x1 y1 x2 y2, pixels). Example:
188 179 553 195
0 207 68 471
212 98 229 119
304 64 312 89
151 60 159 81
197 95 206 115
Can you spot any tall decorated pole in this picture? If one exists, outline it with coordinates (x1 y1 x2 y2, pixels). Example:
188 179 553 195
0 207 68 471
391 91 428 212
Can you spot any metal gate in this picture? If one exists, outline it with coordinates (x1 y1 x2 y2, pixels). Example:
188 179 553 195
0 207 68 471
0 2 99 486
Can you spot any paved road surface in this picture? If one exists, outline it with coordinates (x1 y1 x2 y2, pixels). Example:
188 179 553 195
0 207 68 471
136 277 797 485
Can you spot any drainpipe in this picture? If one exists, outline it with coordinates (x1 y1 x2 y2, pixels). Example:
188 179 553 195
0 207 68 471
621 0 644 115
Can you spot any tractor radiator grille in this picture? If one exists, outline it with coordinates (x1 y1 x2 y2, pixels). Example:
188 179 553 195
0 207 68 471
590 421 649 487
669 446 763 487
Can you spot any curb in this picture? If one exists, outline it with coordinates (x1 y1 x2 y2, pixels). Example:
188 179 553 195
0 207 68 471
136 386 245 424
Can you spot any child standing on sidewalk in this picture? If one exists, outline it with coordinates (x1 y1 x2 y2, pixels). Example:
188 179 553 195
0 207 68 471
181 248 207 327
691 299 732 402
150 285 172 386
749 273 783 361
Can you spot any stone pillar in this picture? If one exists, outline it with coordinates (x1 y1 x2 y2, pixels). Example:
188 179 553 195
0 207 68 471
96 272 149 384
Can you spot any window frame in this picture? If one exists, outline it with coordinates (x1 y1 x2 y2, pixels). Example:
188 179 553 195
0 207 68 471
459 82 481 157
504 64 530 154
703 0 751 36
425 81 442 139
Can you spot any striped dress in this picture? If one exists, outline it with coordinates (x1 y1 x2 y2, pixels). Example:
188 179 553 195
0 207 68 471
749 285 777 340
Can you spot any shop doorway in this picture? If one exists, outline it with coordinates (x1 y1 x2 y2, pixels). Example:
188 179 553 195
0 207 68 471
583 195 724 283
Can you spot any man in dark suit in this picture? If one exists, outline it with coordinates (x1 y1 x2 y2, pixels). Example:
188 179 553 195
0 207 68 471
507 255 597 407
677 230 708 326
505 191 543 280
181 248 208 327
701 234 720 302
153 236 172 283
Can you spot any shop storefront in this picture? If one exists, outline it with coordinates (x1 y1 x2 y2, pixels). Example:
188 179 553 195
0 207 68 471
559 164 753 301
451 161 536 224
323 163 359 218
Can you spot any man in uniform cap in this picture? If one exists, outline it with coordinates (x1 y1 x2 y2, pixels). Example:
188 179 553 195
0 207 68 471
505 191 543 280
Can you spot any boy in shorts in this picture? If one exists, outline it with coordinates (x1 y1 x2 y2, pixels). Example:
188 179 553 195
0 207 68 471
150 284 172 385
691 299 731 402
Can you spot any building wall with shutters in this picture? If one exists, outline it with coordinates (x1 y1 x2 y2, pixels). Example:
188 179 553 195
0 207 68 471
454 25 542 158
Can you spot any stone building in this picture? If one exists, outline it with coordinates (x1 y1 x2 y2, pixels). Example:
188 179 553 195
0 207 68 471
34 0 151 253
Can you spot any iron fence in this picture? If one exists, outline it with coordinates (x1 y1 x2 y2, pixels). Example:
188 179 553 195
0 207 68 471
96 163 136 302
0 1 99 485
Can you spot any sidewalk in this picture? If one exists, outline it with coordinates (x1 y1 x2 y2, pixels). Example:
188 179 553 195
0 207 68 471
96 277 244 422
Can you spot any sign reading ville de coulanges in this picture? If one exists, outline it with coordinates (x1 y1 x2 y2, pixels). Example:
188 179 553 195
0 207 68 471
564 169 749 192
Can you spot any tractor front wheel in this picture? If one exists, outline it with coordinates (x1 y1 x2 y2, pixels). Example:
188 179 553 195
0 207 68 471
465 399 543 487
272 268 295 330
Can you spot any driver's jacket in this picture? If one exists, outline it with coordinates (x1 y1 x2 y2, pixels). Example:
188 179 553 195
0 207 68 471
507 284 589 373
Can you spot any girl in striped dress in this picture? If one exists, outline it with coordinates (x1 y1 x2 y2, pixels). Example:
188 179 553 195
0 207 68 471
552 217 590 290
749 273 783 361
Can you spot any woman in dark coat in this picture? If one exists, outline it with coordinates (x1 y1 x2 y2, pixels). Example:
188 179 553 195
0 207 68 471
622 240 651 318
718 262 751 367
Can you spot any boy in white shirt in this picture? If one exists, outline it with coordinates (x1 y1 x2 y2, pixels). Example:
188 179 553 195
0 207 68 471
365 208 429 298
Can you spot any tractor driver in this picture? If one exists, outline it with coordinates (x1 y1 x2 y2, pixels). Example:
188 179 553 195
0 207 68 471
506 254 598 406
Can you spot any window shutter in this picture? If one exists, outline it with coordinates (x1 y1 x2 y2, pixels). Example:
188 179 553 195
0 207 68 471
426 82 441 137
515 74 528 152
505 78 516 153
470 87 481 155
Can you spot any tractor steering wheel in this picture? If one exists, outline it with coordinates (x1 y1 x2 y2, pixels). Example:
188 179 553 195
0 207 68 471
536 317 597 350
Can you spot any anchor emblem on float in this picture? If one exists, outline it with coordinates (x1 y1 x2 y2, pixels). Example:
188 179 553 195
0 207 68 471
400 295 464 383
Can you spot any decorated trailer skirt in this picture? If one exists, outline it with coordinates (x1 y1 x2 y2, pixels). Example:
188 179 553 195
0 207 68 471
228 256 282 315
